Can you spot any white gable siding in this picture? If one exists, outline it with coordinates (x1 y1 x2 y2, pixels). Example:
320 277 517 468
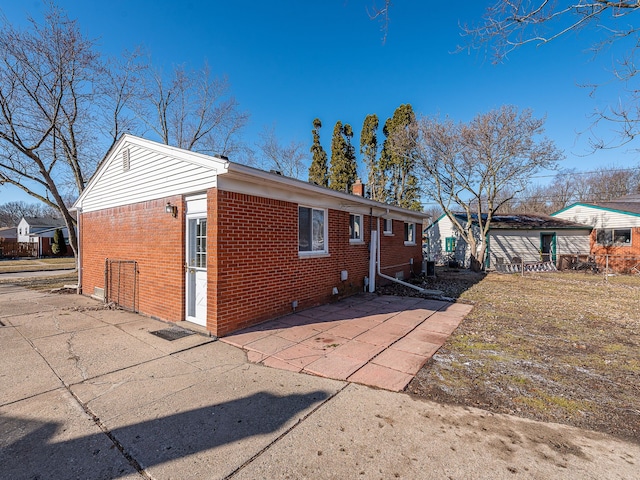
554 205 640 229
78 140 222 213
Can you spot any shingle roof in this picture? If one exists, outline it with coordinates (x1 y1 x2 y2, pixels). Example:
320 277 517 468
593 201 640 215
22 216 66 228
453 213 591 230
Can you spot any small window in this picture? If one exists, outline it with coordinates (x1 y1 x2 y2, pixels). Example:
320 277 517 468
299 206 326 254
349 214 363 242
596 228 631 246
445 237 456 252
404 222 415 245
383 218 393 235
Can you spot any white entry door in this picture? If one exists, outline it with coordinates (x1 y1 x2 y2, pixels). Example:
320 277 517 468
186 215 207 326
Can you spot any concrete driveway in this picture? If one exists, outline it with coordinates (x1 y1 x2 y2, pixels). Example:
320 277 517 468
1 284 638 479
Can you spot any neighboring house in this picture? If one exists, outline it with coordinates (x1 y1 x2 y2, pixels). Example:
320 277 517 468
17 216 68 242
72 134 426 337
552 194 640 270
424 213 592 269
16 216 69 256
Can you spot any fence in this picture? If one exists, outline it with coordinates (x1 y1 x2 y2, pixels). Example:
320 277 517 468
0 240 38 258
105 259 138 312
557 254 640 275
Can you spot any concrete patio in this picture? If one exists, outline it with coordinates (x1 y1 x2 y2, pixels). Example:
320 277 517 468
222 294 473 391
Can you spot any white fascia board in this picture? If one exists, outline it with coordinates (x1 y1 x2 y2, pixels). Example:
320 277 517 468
221 163 427 223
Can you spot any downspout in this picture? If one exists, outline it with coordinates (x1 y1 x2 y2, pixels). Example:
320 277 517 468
375 217 426 293
76 206 82 295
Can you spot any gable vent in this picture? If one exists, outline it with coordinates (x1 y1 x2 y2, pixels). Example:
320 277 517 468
122 148 130 171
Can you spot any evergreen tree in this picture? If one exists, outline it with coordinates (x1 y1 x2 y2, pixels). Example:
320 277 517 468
360 114 385 202
308 118 328 186
329 121 357 192
380 104 422 211
51 228 67 256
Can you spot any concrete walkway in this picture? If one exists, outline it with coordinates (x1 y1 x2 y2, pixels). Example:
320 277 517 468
222 295 473 391
1 284 638 480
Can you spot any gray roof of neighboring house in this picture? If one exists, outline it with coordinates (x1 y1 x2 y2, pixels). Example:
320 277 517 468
453 212 591 230
22 216 66 228
593 199 640 215
0 227 17 239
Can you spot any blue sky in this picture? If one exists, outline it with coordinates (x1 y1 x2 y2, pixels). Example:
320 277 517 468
1 1 638 206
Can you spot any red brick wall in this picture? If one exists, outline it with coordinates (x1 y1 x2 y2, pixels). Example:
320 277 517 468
379 219 423 281
79 189 423 337
80 196 185 321
208 190 423 336
590 227 640 256
590 227 640 272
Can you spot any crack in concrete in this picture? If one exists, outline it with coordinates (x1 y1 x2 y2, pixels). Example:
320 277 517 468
65 332 88 381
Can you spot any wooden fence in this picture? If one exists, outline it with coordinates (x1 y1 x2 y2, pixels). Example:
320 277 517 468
0 240 38 258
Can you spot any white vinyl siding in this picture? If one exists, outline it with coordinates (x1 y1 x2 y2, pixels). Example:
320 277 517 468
79 141 224 213
489 230 591 268
554 205 640 229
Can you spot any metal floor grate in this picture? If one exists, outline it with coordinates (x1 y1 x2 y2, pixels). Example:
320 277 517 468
149 327 195 341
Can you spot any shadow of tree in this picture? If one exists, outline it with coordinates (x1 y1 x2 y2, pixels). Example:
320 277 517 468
1 390 329 479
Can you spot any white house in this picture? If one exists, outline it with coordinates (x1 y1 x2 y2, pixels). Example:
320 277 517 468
16 217 68 243
425 213 592 269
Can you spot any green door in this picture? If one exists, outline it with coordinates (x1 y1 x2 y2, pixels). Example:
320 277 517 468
540 233 556 263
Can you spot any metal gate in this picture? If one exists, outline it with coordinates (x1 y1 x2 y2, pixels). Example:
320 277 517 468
104 259 138 312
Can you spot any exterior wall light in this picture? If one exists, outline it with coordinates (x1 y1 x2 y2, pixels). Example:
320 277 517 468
165 202 178 218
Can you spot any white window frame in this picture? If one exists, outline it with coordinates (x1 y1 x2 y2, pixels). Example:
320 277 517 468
596 228 632 247
349 213 363 243
383 218 393 235
404 222 416 245
298 206 328 256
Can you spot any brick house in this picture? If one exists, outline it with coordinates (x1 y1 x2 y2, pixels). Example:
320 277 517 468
73 135 425 337
552 194 640 272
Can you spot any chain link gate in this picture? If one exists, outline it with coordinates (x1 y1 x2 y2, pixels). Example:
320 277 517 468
104 259 138 312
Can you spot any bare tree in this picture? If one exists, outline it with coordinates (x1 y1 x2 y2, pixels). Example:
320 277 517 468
408 106 563 271
256 125 308 179
0 201 59 227
462 1 640 148
132 60 249 157
0 5 110 259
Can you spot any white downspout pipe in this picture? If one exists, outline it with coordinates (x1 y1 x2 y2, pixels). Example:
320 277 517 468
375 217 427 293
75 206 82 294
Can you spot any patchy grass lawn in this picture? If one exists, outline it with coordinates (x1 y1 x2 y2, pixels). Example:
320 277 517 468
0 257 76 273
402 270 640 443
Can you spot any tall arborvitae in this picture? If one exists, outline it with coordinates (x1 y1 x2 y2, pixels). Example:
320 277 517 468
308 118 328 186
329 121 357 192
360 114 385 202
380 104 422 211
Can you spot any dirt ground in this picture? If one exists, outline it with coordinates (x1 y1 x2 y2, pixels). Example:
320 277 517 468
379 268 640 444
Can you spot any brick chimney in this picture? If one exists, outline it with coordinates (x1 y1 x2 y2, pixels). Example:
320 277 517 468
352 178 364 196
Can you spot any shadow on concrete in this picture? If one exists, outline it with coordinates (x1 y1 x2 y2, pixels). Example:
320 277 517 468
1 390 329 480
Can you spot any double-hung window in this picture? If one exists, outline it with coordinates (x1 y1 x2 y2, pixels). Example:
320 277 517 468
383 218 393 235
404 222 416 245
349 214 363 242
299 206 326 254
